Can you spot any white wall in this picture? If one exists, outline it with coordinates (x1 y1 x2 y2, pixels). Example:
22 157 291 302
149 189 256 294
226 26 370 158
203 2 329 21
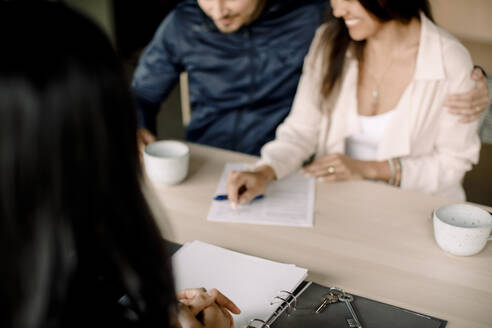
430 0 492 72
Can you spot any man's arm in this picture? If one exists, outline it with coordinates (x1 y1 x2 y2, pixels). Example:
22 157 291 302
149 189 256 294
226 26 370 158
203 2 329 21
131 11 184 146
445 67 490 123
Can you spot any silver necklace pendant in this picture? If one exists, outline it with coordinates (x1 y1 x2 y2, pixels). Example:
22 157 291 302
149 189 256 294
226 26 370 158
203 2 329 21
372 88 379 106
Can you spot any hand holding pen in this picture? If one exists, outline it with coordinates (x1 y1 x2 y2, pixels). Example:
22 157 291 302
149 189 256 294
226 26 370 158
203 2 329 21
225 165 276 209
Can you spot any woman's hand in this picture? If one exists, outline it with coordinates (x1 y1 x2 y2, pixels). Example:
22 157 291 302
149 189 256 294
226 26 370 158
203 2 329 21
178 302 231 328
177 288 240 316
303 153 369 182
177 288 240 328
445 67 490 123
226 165 276 208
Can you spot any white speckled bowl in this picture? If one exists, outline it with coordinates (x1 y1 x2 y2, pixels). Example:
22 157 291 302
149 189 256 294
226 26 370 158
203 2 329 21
433 204 492 256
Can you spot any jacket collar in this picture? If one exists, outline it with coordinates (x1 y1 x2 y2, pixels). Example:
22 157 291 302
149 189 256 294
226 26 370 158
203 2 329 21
378 13 445 159
414 12 445 80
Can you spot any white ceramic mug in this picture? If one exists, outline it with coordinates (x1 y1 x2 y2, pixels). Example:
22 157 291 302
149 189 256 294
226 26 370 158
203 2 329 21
433 204 492 256
143 140 189 186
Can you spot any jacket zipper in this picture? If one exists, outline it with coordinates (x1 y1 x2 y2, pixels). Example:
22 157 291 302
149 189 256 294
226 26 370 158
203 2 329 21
231 28 255 152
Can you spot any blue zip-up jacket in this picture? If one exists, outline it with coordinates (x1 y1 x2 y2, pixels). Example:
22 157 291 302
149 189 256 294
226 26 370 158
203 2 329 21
132 0 327 155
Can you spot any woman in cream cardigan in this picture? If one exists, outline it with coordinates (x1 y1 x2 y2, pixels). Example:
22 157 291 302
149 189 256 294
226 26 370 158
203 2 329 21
227 0 482 205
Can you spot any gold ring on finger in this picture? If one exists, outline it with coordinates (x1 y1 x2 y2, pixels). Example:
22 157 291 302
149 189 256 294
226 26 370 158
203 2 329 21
328 166 335 174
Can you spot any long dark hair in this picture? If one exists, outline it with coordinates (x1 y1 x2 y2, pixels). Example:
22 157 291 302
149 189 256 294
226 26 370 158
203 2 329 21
0 2 176 327
320 0 433 99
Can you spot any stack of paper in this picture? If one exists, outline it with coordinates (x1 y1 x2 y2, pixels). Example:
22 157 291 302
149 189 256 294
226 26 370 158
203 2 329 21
172 241 308 328
207 163 315 227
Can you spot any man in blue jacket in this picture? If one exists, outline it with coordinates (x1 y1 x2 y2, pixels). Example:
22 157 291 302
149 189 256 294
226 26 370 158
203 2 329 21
133 0 326 155
133 0 489 155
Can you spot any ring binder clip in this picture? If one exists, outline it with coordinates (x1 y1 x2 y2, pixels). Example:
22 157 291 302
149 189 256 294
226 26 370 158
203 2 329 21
270 290 297 315
248 282 312 328
270 290 297 312
248 290 300 327
247 318 271 328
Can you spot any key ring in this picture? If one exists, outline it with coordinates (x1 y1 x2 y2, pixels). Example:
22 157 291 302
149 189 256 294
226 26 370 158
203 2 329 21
329 287 354 302
338 294 354 302
329 287 345 296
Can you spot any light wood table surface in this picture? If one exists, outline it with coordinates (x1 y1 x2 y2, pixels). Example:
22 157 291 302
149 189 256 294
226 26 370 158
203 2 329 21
145 143 492 328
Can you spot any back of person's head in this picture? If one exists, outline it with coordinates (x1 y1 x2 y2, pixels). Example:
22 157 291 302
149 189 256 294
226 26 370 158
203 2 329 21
0 2 175 327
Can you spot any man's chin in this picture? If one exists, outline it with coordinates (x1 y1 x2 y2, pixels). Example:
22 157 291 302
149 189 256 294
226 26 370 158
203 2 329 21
215 23 241 34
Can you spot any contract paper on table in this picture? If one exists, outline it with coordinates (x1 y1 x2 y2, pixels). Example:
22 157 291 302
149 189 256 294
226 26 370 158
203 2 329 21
207 163 315 227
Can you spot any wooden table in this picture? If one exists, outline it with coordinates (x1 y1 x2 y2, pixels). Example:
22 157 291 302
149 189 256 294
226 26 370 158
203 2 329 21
144 143 492 328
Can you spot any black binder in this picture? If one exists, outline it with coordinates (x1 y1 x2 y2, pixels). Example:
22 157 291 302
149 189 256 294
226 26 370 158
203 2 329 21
270 282 447 328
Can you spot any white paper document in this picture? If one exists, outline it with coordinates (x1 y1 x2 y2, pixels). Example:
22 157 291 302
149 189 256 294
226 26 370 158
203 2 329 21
207 163 315 227
172 240 308 328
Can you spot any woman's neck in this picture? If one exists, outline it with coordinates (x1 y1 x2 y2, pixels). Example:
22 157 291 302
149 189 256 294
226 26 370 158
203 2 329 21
365 18 421 56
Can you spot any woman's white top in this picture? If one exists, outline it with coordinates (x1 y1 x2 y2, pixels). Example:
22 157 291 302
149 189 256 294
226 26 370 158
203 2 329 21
345 110 395 161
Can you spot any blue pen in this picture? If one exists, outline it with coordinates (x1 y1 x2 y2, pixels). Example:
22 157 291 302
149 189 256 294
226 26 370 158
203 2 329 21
213 194 264 201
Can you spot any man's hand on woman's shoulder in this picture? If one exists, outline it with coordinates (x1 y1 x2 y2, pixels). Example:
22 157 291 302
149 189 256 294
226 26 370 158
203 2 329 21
446 67 490 123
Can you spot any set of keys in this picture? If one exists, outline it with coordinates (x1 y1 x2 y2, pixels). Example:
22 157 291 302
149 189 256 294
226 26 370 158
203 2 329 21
314 287 363 328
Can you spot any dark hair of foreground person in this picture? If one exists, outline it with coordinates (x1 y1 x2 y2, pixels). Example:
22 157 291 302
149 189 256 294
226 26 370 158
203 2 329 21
0 2 176 327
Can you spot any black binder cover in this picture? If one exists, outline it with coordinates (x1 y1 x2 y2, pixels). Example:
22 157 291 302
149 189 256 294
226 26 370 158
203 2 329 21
272 282 447 328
